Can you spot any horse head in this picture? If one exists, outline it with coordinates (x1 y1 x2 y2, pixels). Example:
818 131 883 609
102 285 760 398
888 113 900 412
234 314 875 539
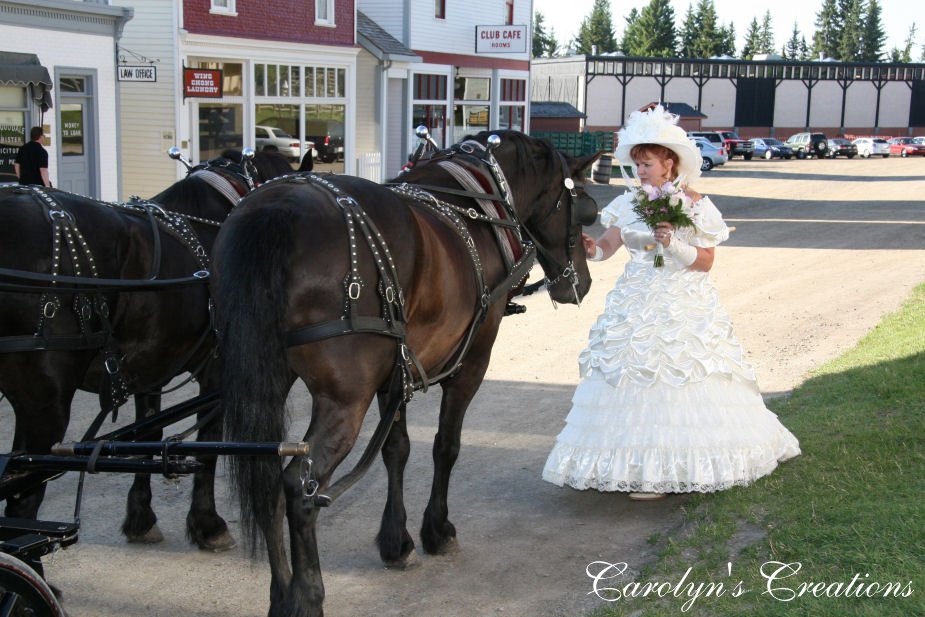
465 130 600 306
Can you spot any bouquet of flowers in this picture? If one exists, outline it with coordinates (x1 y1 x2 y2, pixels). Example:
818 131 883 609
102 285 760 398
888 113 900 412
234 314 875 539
632 181 696 267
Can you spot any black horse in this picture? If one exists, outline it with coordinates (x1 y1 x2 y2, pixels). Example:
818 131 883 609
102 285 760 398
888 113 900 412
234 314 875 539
0 149 292 552
213 131 600 616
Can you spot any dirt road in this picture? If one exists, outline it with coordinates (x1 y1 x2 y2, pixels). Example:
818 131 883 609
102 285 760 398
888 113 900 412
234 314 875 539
4 156 925 616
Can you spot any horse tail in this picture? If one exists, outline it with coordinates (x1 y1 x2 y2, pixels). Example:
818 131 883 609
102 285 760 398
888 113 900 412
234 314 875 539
213 207 296 554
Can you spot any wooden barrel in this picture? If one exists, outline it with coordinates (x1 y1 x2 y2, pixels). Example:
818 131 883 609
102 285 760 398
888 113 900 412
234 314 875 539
592 153 613 183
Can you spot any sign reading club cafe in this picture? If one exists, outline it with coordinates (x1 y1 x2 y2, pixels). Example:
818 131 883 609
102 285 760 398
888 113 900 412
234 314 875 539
474 25 527 53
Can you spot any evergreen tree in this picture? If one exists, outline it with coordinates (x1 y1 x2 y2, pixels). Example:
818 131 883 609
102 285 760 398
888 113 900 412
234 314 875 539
800 36 810 60
742 18 762 60
532 11 556 58
621 9 644 54
690 0 721 58
759 11 775 54
899 23 917 62
625 0 677 57
812 0 840 59
718 23 736 57
837 0 863 61
679 3 698 57
859 0 886 62
573 0 618 55
784 22 802 59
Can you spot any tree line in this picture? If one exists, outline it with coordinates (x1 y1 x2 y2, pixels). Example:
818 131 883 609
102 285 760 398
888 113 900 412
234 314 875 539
533 0 922 63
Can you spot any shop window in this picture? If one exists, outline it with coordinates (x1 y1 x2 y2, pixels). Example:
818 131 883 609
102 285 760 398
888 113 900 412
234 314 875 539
316 0 335 26
435 0 445 19
210 0 236 15
0 86 27 182
413 74 448 146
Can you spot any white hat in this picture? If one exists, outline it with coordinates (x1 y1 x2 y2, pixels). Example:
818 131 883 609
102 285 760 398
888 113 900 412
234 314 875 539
614 104 702 182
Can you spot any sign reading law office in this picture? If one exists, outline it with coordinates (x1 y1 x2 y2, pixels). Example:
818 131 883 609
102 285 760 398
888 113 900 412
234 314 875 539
475 25 527 53
183 68 223 98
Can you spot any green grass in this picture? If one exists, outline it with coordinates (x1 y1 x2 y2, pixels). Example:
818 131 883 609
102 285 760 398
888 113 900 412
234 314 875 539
592 284 925 617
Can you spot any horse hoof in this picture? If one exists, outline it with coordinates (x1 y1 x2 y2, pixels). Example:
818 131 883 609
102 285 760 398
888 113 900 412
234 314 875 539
432 536 460 556
383 549 420 570
198 529 237 553
127 524 164 544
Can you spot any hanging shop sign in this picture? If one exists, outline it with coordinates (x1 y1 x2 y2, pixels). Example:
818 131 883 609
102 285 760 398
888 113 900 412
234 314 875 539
183 68 223 98
118 65 157 82
474 25 527 53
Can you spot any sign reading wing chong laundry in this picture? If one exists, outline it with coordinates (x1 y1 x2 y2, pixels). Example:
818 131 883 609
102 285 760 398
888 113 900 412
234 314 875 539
183 68 223 98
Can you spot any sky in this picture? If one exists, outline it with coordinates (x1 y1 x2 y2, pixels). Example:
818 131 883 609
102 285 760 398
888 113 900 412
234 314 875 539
531 0 924 56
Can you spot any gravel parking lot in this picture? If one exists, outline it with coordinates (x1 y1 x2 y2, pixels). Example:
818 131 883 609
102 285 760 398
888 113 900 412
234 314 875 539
3 155 924 617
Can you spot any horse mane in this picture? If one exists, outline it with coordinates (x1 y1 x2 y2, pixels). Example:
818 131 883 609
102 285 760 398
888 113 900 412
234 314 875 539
463 130 559 179
219 148 293 184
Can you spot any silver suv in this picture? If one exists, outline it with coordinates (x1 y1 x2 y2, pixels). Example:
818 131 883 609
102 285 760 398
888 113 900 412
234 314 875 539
784 132 828 159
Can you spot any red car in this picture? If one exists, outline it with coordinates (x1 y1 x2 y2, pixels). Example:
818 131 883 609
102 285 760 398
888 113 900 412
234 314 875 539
887 137 925 157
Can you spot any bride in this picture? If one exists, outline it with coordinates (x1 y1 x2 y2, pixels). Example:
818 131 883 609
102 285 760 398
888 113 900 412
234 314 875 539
542 105 800 500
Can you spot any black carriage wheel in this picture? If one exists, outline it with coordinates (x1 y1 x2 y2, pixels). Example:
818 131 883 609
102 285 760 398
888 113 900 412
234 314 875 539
0 553 65 617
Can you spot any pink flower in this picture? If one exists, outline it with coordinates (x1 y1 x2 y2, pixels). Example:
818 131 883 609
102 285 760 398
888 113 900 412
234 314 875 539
642 184 660 200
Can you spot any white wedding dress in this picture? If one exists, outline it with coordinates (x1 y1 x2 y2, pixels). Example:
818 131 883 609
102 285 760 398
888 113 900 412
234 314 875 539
543 192 801 493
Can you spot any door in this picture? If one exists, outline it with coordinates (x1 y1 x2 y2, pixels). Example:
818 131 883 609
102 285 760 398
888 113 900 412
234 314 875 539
57 74 97 197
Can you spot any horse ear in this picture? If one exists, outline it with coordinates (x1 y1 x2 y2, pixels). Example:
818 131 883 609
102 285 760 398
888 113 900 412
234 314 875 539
568 151 603 177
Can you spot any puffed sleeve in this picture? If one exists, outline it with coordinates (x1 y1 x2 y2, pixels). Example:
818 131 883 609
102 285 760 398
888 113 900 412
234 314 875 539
688 196 730 247
598 191 635 228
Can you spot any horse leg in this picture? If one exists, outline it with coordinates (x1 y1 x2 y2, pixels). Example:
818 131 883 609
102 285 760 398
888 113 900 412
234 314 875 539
2 365 77 520
375 392 416 568
185 368 235 552
122 392 164 544
420 338 497 555
273 395 373 617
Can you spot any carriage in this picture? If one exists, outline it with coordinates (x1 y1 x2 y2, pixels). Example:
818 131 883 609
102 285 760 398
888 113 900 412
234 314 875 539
1 130 601 616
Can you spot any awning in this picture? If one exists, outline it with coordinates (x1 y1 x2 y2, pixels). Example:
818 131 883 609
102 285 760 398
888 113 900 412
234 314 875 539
0 51 54 111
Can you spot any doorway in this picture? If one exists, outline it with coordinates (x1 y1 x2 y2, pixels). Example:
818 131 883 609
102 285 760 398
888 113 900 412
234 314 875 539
56 72 98 197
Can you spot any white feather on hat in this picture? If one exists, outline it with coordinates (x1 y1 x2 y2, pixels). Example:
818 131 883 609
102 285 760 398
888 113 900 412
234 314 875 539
614 104 702 183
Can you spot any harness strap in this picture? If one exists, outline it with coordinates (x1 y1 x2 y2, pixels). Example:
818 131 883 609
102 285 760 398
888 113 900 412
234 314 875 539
437 160 517 268
190 168 245 206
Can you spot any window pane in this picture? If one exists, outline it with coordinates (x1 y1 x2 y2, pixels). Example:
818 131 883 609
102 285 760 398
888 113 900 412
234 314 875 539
254 103 302 162
198 103 243 161
453 104 488 143
0 110 26 182
305 67 314 97
337 68 345 98
0 86 26 107
255 64 265 96
454 77 490 101
292 66 302 97
61 103 85 156
59 77 86 94
499 105 524 131
413 104 446 147
280 65 291 97
268 64 278 97
326 68 336 97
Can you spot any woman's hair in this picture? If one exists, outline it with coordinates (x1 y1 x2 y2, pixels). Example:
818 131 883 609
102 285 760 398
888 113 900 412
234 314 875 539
630 143 679 180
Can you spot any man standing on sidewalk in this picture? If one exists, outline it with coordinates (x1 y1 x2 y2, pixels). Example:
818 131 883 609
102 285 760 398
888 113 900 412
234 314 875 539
14 126 50 187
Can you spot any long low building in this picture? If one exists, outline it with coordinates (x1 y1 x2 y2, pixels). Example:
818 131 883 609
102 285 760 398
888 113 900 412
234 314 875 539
531 54 925 139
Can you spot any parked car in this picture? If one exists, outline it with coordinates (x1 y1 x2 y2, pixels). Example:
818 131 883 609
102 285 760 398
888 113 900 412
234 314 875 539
254 125 310 162
852 137 890 158
784 132 829 158
824 138 858 158
306 119 345 163
750 137 793 159
691 136 728 170
689 130 754 159
887 137 925 157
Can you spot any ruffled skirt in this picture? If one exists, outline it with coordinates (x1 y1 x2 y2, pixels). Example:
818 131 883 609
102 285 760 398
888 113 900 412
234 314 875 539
543 262 800 493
